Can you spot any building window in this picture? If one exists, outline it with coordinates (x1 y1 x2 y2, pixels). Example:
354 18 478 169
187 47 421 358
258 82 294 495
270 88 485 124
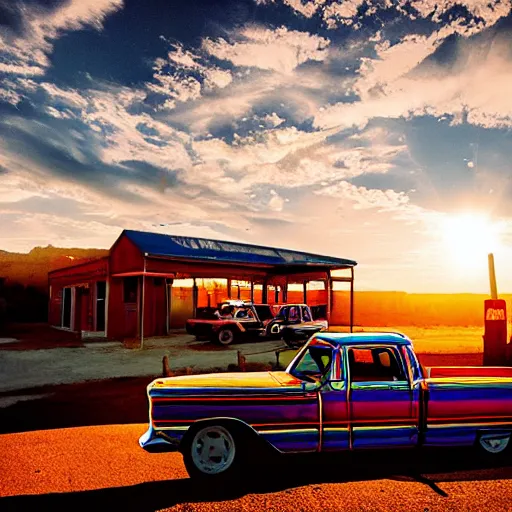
123 277 138 303
96 281 106 331
62 287 72 329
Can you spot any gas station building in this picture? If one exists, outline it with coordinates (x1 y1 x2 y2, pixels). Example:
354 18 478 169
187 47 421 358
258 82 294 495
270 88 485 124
48 229 357 340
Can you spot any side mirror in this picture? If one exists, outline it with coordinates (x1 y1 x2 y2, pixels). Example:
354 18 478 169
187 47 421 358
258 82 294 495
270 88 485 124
326 379 345 391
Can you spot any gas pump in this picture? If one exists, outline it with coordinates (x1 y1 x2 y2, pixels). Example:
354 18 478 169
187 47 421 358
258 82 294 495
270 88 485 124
483 254 508 365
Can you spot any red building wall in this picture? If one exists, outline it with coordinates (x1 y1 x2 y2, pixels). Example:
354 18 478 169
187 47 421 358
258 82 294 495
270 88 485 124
108 276 169 339
109 236 143 274
107 236 145 339
143 277 167 337
107 278 127 339
48 258 108 331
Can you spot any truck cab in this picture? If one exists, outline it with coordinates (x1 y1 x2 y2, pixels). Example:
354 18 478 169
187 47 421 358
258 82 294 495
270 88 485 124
288 332 512 453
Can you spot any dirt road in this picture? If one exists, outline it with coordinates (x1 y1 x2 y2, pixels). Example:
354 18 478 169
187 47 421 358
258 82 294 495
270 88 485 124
1 424 511 511
0 351 482 436
0 326 485 394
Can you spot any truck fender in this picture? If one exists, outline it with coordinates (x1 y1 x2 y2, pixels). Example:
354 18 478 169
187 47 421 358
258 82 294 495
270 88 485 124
212 322 245 333
178 416 281 455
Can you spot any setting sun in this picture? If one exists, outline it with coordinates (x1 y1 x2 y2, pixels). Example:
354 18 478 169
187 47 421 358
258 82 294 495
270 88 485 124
441 213 503 270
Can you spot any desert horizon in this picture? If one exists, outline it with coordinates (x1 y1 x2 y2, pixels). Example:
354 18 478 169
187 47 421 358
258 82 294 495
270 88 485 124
1 242 510 329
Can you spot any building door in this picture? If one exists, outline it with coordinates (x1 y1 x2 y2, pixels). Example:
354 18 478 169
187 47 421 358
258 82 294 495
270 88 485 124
96 281 106 332
123 277 139 338
75 287 90 332
169 281 194 329
62 287 72 329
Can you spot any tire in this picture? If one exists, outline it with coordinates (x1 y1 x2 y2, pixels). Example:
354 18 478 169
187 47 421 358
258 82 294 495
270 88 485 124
214 327 237 346
476 432 511 459
282 330 301 349
181 423 246 480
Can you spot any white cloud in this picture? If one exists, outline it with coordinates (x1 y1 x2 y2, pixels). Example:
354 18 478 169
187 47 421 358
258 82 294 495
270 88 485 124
315 22 512 131
323 0 367 28
76 85 192 170
0 87 21 106
147 43 233 110
166 70 289 133
259 0 511 34
203 67 233 89
203 25 330 74
268 189 286 211
315 180 411 211
0 63 45 76
255 0 327 18
39 82 89 109
0 0 124 76
147 74 202 109
355 32 444 98
261 112 286 128
0 178 49 203
405 0 511 26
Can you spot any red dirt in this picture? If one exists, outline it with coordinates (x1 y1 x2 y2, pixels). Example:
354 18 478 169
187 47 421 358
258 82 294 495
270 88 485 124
0 323 85 350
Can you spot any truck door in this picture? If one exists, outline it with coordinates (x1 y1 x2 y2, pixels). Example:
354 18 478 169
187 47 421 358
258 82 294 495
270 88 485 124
346 345 419 449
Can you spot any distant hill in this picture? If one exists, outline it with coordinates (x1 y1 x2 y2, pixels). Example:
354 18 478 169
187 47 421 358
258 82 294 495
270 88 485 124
0 246 109 290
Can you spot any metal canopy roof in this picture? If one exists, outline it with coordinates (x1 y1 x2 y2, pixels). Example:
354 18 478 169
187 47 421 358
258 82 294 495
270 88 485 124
122 230 357 269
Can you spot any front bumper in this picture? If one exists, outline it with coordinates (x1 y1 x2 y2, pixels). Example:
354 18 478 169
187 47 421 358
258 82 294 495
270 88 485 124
139 426 181 453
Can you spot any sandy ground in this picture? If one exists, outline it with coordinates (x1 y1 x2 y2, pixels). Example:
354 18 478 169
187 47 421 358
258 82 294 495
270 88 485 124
2 424 512 511
0 326 487 395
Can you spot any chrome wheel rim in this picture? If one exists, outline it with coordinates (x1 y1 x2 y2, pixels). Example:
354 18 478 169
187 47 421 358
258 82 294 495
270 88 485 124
191 426 236 474
219 329 234 345
479 434 510 454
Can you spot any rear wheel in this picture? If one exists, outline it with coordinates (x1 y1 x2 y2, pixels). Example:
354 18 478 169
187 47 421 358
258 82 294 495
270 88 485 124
215 327 237 346
476 432 511 458
182 424 245 480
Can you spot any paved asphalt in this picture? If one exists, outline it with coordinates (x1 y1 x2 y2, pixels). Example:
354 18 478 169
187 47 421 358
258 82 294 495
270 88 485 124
1 424 512 512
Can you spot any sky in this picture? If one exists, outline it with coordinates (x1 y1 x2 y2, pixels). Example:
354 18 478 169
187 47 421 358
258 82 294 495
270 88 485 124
1 0 512 293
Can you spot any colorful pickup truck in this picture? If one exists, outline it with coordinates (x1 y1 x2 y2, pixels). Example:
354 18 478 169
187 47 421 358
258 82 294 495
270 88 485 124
139 332 512 480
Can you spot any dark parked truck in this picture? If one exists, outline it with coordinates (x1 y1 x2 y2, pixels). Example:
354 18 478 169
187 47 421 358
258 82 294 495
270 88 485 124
185 300 277 345
274 304 328 348
185 300 326 345
140 332 512 479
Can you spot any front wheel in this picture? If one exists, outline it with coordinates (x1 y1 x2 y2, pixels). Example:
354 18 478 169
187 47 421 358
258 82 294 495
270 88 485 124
282 330 304 349
182 424 244 480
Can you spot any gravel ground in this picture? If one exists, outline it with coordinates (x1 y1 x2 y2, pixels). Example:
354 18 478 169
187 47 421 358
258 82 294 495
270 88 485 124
0 335 284 393
0 326 487 394
1 424 512 511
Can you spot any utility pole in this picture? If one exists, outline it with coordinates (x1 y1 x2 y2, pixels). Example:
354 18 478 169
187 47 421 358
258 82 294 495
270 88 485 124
488 253 498 299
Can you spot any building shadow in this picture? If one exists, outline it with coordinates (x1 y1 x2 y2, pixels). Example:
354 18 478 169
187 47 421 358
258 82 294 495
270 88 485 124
1 448 511 512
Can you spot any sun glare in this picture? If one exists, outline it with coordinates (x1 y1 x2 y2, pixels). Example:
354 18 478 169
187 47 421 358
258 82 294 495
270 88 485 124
441 213 503 270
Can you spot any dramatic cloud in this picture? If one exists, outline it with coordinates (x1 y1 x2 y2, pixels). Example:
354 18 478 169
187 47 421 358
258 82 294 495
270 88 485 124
202 26 330 74
0 0 124 76
1 0 512 292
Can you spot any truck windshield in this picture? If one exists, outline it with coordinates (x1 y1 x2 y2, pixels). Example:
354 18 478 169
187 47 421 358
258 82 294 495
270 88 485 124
289 345 333 383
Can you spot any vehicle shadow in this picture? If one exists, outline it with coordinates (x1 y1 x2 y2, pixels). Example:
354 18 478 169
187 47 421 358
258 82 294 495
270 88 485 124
1 448 511 512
